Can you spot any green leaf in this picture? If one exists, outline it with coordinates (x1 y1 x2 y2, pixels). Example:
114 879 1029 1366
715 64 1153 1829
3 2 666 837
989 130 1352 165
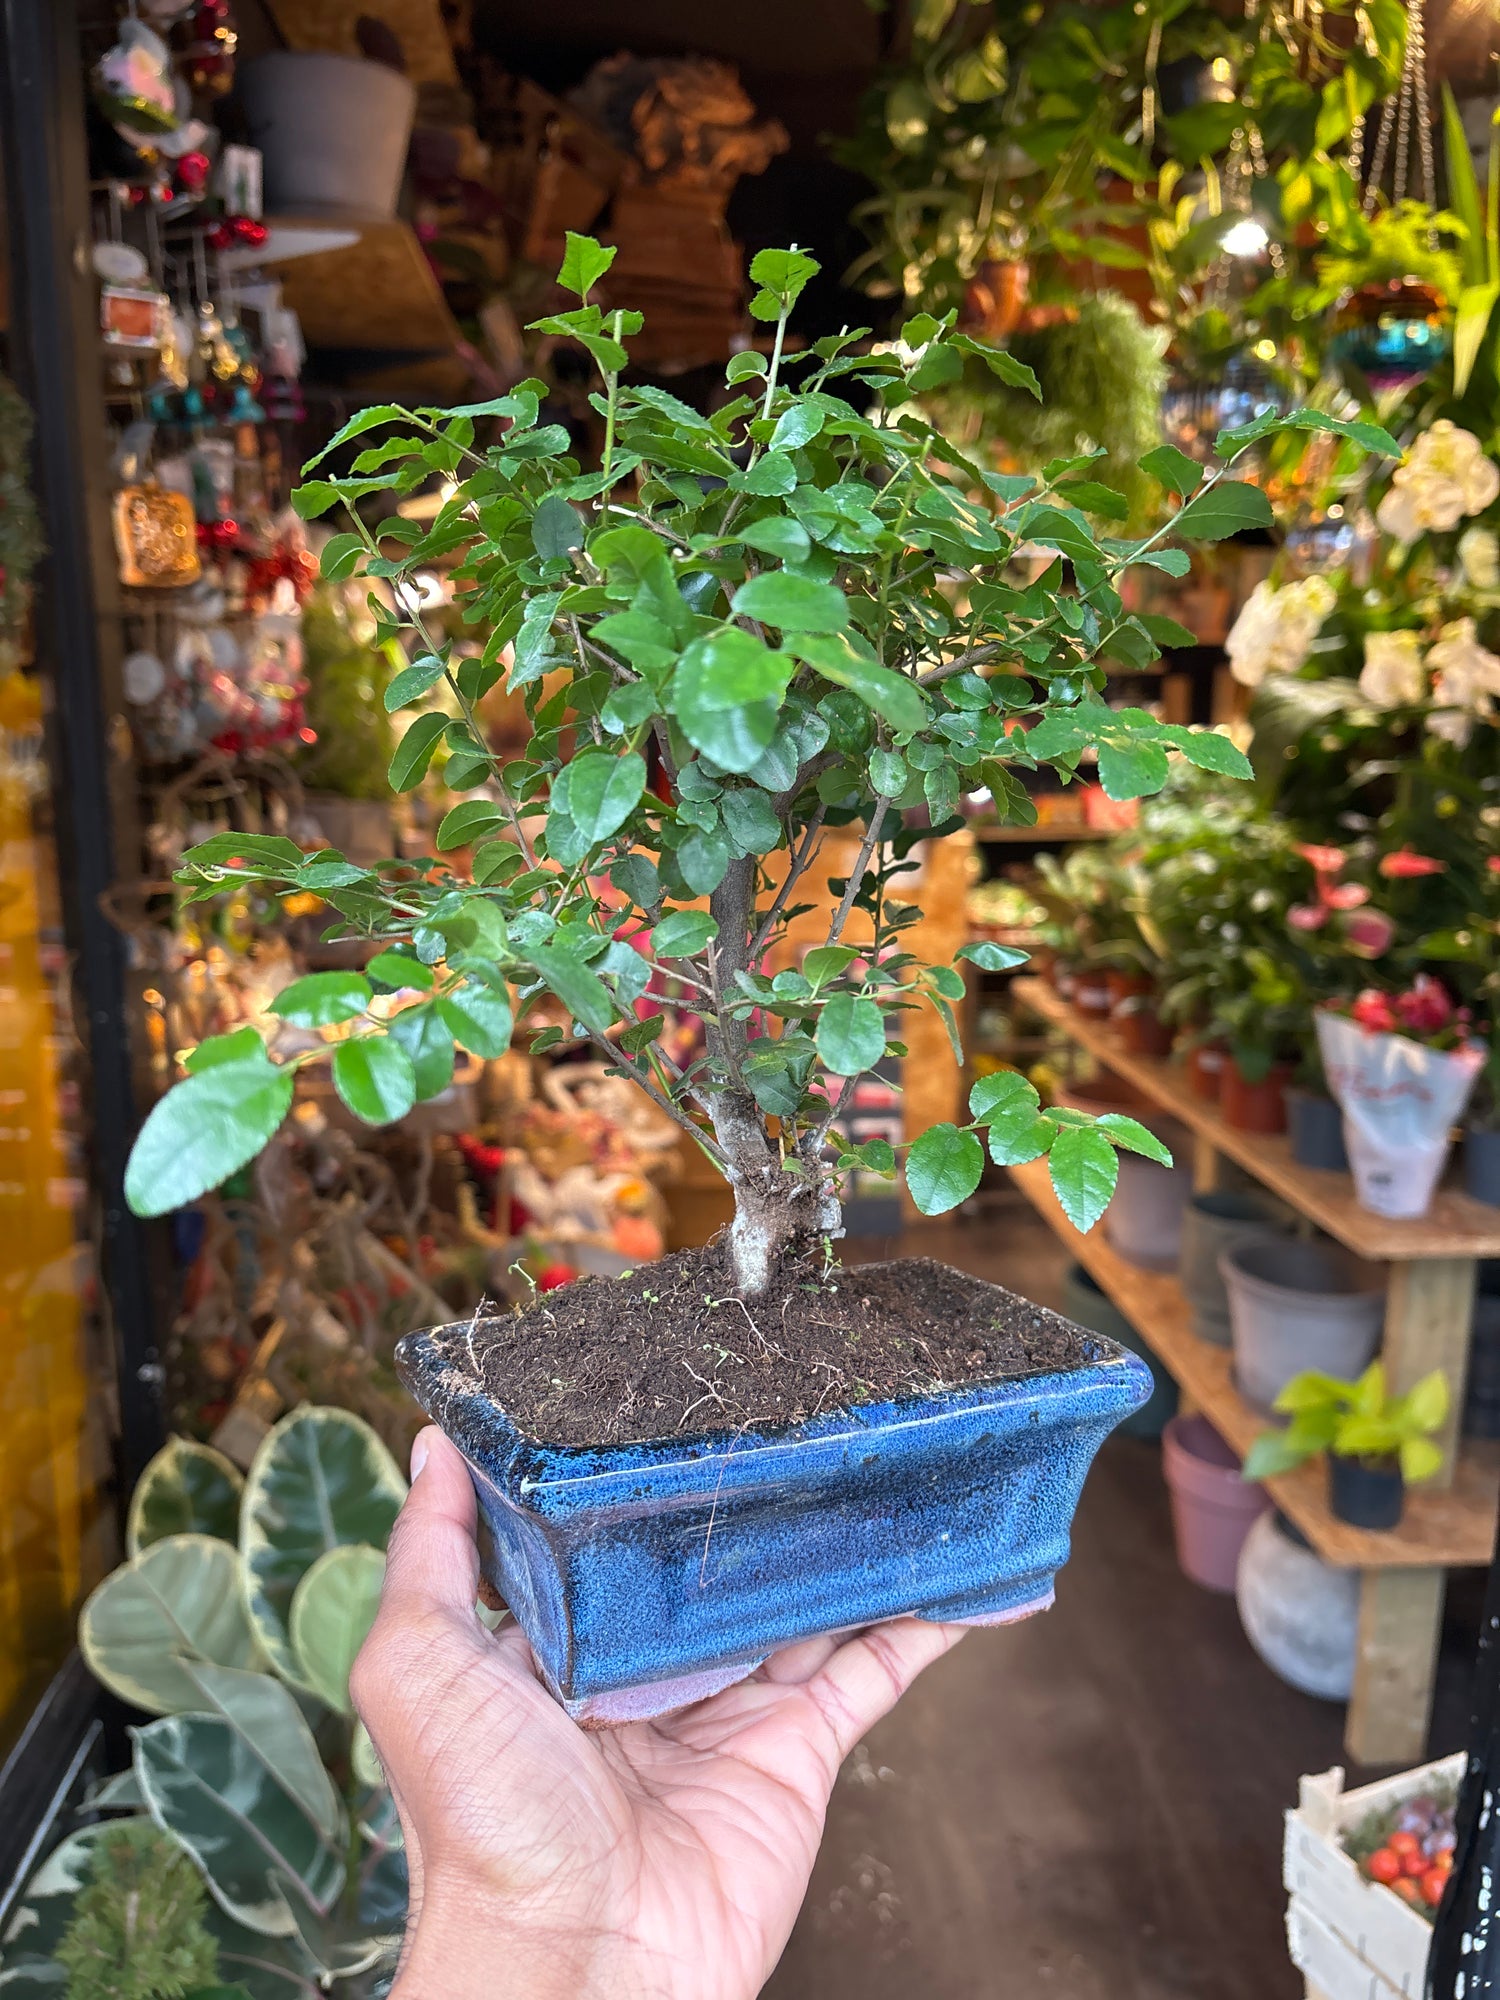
1454 282 1500 395
802 944 860 990
652 910 719 957
1047 1124 1119 1232
674 628 791 773
735 517 812 562
1172 478 1274 541
1137 612 1198 650
176 1661 342 1844
531 943 615 1033
125 1054 295 1217
567 749 647 842
788 632 929 732
720 787 782 855
269 972 371 1028
1094 1113 1173 1166
731 453 798 496
726 350 768 383
1054 479 1129 521
435 978 513 1058
290 480 338 520
678 826 731 894
815 992 885 1075
388 712 450 791
318 532 365 581
747 246 820 313
387 1002 457 1097
133 1713 344 1936
558 230 617 299
870 746 907 796
906 1124 985 1215
79 1535 266 1714
532 493 583 561
957 941 1030 971
332 1036 416 1126
365 951 433 990
289 1546 385 1717
950 333 1041 398
1164 726 1253 779
1097 738 1171 801
183 1027 265 1074
1140 444 1203 498
730 573 850 634
1241 1429 1318 1481
239 1408 405 1694
767 403 826 453
127 1440 243 1559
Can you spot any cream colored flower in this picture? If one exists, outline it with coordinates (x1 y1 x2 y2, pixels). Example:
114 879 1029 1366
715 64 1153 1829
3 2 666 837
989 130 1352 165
1358 629 1426 707
1377 421 1500 542
1225 576 1335 687
1460 525 1500 589
1426 617 1500 718
1427 706 1474 747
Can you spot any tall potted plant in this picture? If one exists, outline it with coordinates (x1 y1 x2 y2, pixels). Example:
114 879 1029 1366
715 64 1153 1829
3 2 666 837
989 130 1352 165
121 237 1394 1720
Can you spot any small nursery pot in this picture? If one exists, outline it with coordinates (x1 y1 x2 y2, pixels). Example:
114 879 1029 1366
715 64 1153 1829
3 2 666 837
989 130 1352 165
395 1274 1151 1722
1106 969 1152 1010
1104 1148 1193 1271
1219 1237 1386 1412
1161 1413 1268 1592
1073 974 1113 1019
1187 1042 1228 1101
1286 1088 1349 1172
1061 1264 1177 1440
1120 1002 1175 1058
1220 1058 1293 1136
1176 1191 1293 1347
1465 1128 1500 1209
1328 1456 1404 1531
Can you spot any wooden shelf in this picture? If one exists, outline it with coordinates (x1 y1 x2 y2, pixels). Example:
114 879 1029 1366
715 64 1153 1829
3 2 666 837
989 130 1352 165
972 824 1114 844
1007 1154 1500 1569
1014 977 1500 1262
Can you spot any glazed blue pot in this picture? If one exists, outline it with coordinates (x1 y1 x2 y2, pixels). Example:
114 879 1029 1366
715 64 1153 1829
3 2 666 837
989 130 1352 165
395 1285 1151 1722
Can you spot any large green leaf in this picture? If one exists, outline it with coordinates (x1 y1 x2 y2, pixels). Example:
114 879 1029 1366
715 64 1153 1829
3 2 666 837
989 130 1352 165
1047 1123 1119 1232
434 979 513 1058
731 572 849 633
125 1054 295 1217
387 712 449 792
289 1546 385 1717
202 1908 324 2000
567 750 647 842
673 629 792 773
239 1410 405 1692
127 1440 243 1559
331 1037 416 1126
814 992 885 1075
386 1003 457 1099
652 910 718 958
1171 478 1274 541
79 1535 267 1715
178 1663 342 1844
788 633 929 733
133 1714 344 1937
531 944 615 1033
906 1124 984 1216
268 973 370 1029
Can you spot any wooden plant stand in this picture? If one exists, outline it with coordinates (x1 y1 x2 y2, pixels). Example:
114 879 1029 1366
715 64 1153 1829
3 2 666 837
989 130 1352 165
1012 976 1500 1766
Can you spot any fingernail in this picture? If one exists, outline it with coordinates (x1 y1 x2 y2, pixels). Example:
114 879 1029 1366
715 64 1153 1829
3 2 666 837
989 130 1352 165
410 1433 429 1482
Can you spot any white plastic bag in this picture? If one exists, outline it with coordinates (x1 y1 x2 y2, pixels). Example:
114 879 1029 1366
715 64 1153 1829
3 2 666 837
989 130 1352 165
1316 1013 1484 1218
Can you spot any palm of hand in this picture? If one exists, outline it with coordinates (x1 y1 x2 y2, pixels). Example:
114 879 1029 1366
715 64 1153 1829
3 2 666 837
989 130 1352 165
357 1430 963 2000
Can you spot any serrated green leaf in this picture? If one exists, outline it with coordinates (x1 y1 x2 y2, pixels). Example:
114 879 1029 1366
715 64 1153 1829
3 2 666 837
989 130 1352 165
531 944 614 1032
906 1123 984 1215
125 1055 295 1217
789 632 928 732
1094 1113 1173 1166
735 516 812 562
332 1037 416 1126
1140 444 1203 498
1172 478 1275 541
558 231 617 299
532 493 583 560
1047 1123 1119 1231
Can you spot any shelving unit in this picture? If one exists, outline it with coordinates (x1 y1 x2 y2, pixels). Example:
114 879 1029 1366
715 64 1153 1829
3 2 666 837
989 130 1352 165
1012 975 1500 1766
971 823 1115 844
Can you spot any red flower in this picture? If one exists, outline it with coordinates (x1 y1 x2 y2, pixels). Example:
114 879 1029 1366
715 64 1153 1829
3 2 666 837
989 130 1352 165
1351 989 1399 1033
1395 975 1454 1034
1288 903 1328 932
1324 882 1371 910
1297 843 1347 875
1488 857 1500 875
1379 850 1447 879
1344 908 1396 958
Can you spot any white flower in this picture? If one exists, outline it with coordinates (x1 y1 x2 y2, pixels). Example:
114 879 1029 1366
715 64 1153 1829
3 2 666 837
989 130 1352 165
1359 629 1426 707
1426 616 1500 714
1225 576 1336 687
1460 525 1500 589
1427 706 1474 747
1377 421 1500 542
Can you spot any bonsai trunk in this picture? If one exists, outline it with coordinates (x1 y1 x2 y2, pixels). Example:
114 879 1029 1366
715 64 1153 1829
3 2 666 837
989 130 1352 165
708 857 842 1297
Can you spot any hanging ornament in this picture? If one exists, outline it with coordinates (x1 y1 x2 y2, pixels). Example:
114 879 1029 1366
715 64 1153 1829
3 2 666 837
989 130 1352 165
178 0 239 96
94 22 179 139
113 485 201 588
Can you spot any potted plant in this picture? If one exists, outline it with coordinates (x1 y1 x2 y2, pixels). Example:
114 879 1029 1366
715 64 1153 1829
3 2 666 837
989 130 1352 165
294 579 403 863
119 236 1393 1721
1318 977 1484 1218
1242 1362 1449 1530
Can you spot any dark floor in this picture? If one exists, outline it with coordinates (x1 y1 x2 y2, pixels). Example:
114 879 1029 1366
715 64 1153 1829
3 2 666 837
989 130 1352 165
765 1192 1480 2000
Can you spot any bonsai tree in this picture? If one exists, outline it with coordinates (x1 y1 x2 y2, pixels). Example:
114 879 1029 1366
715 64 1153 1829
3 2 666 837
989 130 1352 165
123 236 1396 1297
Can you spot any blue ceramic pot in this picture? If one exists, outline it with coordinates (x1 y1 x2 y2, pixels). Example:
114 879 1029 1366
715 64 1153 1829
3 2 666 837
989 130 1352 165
395 1288 1152 1722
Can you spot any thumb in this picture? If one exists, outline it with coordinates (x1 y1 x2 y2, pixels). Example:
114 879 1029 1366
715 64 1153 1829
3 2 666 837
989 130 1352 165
378 1426 481 1624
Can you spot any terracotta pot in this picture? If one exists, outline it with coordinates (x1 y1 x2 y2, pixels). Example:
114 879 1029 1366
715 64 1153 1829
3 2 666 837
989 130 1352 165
1220 1058 1292 1135
1187 1042 1228 1101
1120 1003 1174 1058
1073 974 1113 1019
1106 969 1152 1009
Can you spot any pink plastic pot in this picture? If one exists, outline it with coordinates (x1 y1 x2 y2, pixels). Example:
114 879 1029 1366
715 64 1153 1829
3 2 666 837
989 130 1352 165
1161 1413 1270 1593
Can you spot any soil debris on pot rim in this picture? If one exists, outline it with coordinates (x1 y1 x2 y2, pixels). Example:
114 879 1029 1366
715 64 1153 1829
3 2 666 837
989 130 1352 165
414 1244 1099 1449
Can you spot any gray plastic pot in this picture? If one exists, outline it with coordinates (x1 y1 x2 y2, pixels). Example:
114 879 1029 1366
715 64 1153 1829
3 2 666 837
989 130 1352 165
240 52 416 219
1465 1128 1500 1208
1286 1088 1349 1172
1103 1149 1193 1271
1177 1191 1293 1347
1061 1264 1178 1439
1219 1237 1386 1412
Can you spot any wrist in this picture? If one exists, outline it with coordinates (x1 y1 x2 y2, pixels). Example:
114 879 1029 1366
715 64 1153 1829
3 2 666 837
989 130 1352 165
391 1894 614 2000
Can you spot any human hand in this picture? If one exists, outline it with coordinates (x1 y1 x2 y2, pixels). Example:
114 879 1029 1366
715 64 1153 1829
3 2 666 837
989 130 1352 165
353 1426 966 2000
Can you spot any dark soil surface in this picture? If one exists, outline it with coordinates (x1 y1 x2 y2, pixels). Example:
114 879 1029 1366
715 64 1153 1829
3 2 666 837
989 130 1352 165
429 1244 1097 1448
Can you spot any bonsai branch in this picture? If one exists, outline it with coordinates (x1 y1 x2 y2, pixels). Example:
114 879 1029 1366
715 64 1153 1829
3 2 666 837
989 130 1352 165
826 799 889 950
